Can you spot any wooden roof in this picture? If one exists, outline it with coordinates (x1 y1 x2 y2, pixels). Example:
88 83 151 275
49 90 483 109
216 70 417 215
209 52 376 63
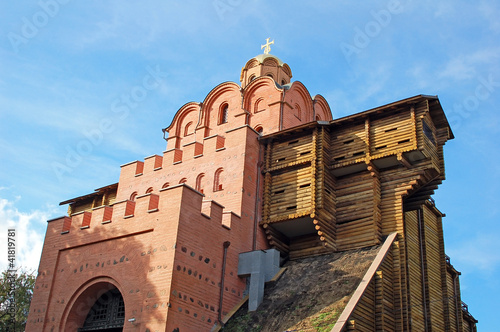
261 94 454 141
59 183 118 206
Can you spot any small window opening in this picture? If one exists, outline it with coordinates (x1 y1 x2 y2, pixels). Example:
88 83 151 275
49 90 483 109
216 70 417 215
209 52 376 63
196 173 205 194
219 104 229 124
423 120 436 145
184 121 193 136
214 168 224 192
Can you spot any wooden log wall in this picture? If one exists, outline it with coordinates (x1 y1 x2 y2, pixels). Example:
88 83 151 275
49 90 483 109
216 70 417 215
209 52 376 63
72 200 94 215
335 171 381 251
446 269 459 332
331 122 367 165
70 188 118 216
370 111 414 157
376 254 396 331
264 133 314 223
404 209 427 331
403 204 451 332
446 261 465 332
267 134 313 171
349 279 376 331
288 234 327 260
314 127 337 249
422 204 448 331
268 166 313 221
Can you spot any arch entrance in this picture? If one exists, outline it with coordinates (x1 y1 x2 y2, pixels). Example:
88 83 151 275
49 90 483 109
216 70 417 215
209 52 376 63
78 288 125 331
61 279 126 332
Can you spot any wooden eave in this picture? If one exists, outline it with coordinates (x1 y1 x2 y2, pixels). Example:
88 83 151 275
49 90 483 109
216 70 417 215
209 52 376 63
260 95 453 144
260 120 328 143
59 183 118 206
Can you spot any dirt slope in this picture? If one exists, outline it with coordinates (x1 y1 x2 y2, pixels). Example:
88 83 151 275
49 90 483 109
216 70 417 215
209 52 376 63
222 245 381 332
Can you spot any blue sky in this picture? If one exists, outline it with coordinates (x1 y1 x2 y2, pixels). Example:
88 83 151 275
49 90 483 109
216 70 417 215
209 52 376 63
1 0 499 329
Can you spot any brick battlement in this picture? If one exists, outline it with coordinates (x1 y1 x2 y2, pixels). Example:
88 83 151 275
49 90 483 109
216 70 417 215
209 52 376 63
120 127 248 182
52 184 241 244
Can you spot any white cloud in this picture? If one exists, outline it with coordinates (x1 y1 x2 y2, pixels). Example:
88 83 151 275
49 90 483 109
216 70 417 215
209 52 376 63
438 48 500 81
479 0 500 33
447 232 500 274
0 197 56 273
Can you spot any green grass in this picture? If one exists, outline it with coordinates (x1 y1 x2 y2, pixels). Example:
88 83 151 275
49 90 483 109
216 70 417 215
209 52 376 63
311 310 340 332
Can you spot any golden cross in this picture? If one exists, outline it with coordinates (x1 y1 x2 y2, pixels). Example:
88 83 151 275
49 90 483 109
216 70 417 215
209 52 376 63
261 38 274 54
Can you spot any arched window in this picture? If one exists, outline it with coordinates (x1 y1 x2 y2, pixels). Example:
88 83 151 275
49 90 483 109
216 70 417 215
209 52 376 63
316 114 322 121
214 168 224 192
162 182 170 189
294 104 301 120
80 288 125 331
254 97 265 113
281 79 286 86
179 178 187 184
129 192 137 201
249 74 256 82
219 104 229 125
145 187 153 194
196 173 205 194
184 121 193 136
254 125 263 135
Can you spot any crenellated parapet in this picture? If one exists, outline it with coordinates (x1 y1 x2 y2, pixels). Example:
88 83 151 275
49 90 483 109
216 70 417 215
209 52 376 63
51 184 242 247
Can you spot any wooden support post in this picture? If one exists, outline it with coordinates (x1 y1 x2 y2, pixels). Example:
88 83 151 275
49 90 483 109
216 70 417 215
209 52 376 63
375 270 384 331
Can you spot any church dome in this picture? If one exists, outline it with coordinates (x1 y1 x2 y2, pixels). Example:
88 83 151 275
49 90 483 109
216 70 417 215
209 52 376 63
240 54 293 88
252 53 285 66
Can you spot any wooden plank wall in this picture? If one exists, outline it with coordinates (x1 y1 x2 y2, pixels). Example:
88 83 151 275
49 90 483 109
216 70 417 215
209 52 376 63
376 252 396 331
268 166 312 220
315 126 337 250
347 244 398 332
268 134 313 170
370 111 414 157
336 171 381 251
404 210 427 331
331 122 366 165
349 279 376 331
446 269 459 332
422 205 448 331
72 200 94 215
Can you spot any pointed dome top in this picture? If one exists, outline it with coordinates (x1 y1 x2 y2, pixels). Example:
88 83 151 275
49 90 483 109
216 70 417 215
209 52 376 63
240 54 292 88
252 53 285 66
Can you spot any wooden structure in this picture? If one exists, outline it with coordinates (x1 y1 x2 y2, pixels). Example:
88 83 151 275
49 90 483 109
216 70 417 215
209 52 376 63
258 95 478 331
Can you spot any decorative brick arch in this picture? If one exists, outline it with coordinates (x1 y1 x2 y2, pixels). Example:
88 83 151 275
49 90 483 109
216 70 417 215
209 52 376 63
196 173 205 194
60 277 125 331
218 103 229 125
213 168 224 192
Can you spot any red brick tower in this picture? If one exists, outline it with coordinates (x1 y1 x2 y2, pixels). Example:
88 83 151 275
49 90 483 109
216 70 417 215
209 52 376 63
26 52 332 331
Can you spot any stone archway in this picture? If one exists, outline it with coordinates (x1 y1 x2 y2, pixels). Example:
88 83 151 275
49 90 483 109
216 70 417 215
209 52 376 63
61 277 125 332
